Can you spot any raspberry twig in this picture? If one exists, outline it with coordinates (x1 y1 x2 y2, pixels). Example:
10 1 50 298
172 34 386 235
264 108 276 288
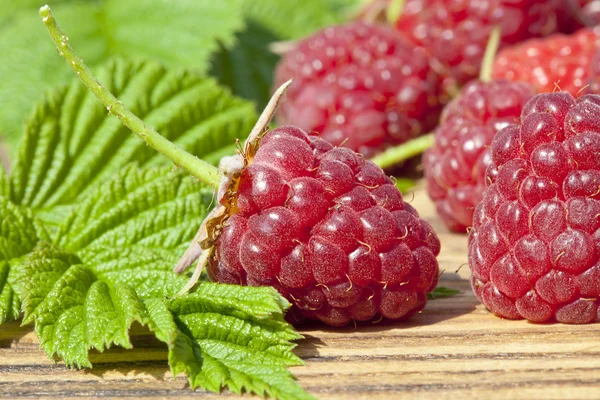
370 133 434 169
479 26 501 83
39 5 222 189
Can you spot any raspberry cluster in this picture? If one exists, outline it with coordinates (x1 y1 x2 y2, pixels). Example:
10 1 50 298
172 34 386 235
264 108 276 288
274 22 441 157
208 126 441 326
469 92 600 324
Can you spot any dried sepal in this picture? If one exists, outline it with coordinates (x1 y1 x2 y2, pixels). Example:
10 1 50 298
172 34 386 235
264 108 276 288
174 80 293 281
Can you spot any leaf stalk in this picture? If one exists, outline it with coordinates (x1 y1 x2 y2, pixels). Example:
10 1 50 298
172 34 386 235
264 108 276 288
370 133 434 169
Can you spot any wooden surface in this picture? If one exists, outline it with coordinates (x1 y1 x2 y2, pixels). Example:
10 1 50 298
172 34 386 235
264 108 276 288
1 187 600 400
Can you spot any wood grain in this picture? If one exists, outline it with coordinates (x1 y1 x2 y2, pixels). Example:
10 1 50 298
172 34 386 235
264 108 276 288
1 187 599 400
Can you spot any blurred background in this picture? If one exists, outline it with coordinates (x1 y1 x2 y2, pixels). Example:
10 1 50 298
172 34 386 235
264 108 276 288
0 0 358 167
1 0 598 175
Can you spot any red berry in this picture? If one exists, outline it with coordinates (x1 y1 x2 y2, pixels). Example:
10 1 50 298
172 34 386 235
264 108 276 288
274 22 442 157
469 92 600 324
493 27 600 95
424 80 536 232
395 0 565 93
208 126 441 326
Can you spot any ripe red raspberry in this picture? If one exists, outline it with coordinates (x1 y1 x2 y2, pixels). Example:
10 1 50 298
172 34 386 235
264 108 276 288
274 22 442 158
492 27 600 95
208 126 441 326
395 0 565 93
469 92 600 324
424 80 535 233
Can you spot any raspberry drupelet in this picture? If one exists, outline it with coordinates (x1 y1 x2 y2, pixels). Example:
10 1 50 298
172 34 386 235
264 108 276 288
274 22 442 158
424 80 536 232
208 125 441 326
469 92 600 324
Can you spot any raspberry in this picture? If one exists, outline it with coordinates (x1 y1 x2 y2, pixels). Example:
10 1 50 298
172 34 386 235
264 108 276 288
469 92 600 324
424 79 535 233
208 126 441 326
395 0 565 93
492 27 600 95
274 22 442 158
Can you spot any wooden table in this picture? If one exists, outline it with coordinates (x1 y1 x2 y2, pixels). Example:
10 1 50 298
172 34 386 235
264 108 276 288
1 187 599 399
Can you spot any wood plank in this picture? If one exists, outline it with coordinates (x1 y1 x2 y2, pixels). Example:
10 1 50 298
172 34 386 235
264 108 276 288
1 187 599 399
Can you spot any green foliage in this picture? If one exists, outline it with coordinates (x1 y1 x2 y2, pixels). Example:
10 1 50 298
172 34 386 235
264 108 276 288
170 287 312 400
0 196 48 323
0 0 359 149
13 244 79 324
55 165 213 254
6 165 309 400
10 165 206 367
0 260 20 324
0 0 246 148
0 55 309 397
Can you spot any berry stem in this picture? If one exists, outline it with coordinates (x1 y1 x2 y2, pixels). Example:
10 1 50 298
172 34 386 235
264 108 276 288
39 5 222 189
370 133 434 170
479 26 501 83
386 0 406 25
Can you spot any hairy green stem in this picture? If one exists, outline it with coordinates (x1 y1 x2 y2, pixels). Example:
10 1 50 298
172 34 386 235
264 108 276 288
371 133 434 170
479 26 501 83
39 5 222 189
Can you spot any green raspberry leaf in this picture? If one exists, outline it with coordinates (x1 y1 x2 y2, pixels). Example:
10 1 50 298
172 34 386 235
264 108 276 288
12 243 79 324
0 196 46 259
28 261 97 368
2 35 311 395
143 297 178 345
0 261 20 324
84 281 148 352
54 164 213 299
17 163 309 398
170 286 312 400
14 164 201 367
16 247 172 369
9 58 255 220
55 165 213 254
0 196 49 323
0 1 246 149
